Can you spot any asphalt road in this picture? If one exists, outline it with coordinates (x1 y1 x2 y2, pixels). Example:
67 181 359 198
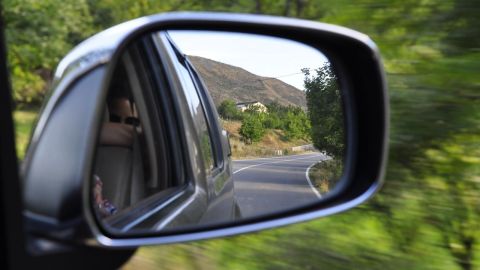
232 152 329 219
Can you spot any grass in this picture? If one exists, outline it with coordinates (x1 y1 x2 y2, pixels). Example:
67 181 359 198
308 159 343 194
13 109 38 159
221 119 312 159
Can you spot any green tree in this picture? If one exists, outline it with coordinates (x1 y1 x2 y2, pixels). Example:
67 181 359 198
303 64 344 160
264 101 285 129
263 113 282 129
283 108 311 140
217 99 242 120
239 114 265 144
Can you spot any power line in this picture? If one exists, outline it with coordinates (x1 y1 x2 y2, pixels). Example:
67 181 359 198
256 72 304 82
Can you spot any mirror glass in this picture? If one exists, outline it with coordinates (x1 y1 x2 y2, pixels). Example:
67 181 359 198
91 30 345 235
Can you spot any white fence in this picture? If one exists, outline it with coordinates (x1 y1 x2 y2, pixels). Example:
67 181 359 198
290 144 315 152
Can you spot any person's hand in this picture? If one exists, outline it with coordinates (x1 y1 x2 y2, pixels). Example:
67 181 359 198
93 175 117 217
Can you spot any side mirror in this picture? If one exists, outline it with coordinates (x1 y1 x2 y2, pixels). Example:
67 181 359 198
22 12 388 247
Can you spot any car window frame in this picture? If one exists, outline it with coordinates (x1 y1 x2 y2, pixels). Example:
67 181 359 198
184 59 226 175
163 43 214 170
164 35 225 177
98 36 197 233
125 37 179 190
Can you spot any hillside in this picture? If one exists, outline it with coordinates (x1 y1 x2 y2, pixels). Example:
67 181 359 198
188 56 306 108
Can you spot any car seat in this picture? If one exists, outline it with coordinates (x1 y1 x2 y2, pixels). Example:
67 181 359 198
94 99 146 211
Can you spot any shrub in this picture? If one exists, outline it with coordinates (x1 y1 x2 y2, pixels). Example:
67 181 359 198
239 114 265 144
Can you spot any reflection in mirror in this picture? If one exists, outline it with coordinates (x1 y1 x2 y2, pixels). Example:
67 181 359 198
91 30 344 235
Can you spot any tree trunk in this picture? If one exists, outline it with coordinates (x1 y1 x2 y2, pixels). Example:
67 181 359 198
254 0 262 14
295 0 307 17
284 0 292 17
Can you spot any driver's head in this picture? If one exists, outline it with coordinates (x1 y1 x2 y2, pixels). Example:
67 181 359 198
109 97 132 123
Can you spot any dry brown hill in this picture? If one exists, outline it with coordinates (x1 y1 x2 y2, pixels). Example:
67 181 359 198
188 56 306 108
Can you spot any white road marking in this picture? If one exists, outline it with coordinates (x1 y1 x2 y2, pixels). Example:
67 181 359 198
233 153 324 199
234 181 317 194
305 163 322 199
233 152 317 162
232 154 322 174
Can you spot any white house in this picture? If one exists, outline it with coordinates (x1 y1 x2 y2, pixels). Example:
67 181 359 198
236 101 268 113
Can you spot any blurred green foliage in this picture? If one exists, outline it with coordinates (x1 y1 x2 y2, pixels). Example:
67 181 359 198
6 0 480 269
5 0 95 105
12 110 36 159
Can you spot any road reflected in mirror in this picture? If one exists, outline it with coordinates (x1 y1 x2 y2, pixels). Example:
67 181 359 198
92 30 345 234
232 153 329 218
171 30 345 219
